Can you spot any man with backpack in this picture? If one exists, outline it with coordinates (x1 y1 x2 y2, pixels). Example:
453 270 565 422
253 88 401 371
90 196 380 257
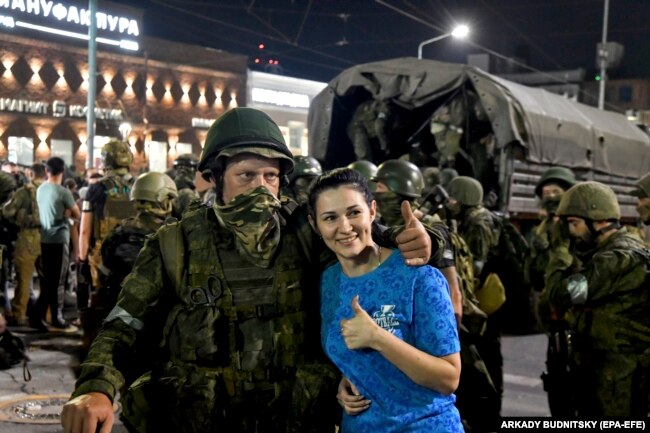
80 171 178 359
541 181 650 416
78 140 135 310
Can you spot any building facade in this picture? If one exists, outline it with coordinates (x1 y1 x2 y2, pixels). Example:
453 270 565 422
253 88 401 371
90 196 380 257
0 0 247 173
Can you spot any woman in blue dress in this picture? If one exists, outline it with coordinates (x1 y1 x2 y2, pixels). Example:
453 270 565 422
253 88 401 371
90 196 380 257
307 168 463 433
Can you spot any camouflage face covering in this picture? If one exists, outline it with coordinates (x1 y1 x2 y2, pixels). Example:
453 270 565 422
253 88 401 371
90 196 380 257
374 191 404 226
214 186 281 268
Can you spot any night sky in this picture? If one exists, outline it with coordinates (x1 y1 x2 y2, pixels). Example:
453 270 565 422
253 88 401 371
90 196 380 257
110 0 650 83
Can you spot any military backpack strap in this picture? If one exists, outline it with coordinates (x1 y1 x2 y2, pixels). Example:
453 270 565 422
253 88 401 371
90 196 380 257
158 220 185 291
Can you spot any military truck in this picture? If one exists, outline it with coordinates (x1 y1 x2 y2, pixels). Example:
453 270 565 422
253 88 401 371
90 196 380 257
308 58 650 222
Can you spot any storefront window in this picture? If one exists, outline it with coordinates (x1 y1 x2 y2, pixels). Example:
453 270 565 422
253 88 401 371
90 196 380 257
8 136 34 165
51 139 73 166
148 141 168 172
176 142 193 155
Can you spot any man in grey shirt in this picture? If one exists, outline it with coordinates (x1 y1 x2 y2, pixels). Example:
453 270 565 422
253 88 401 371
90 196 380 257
35 157 80 332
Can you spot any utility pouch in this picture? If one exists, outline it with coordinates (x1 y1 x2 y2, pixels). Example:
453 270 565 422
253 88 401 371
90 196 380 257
476 272 506 315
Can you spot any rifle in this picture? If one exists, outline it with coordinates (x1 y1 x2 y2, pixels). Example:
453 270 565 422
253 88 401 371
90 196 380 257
540 319 577 417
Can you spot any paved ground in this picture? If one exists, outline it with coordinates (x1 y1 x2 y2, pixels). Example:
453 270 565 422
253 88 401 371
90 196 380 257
0 280 552 432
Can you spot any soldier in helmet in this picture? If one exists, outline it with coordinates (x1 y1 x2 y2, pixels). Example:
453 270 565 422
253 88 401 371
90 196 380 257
78 139 135 311
80 172 178 358
286 155 322 206
62 107 433 433
445 175 504 429
169 154 200 218
525 167 577 303
540 181 650 416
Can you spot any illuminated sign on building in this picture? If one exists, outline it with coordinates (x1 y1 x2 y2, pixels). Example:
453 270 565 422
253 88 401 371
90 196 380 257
0 97 122 121
0 97 48 114
191 117 215 129
52 100 123 121
251 87 311 109
0 0 141 51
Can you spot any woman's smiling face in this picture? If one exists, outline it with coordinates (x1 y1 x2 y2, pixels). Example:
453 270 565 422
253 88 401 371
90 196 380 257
313 185 376 261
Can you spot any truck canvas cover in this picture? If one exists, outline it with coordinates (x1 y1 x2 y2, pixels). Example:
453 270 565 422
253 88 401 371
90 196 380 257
309 57 650 180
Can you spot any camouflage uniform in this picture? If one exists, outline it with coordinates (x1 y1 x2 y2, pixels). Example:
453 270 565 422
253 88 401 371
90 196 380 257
72 109 339 433
542 181 650 416
2 174 43 324
80 172 178 359
79 140 135 298
525 167 577 293
0 171 17 315
170 154 200 219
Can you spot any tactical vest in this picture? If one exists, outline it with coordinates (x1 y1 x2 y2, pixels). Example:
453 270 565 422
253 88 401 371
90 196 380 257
157 204 316 399
95 176 136 242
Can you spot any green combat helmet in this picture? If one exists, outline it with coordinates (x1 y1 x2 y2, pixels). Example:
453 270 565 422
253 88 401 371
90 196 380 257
535 167 577 198
440 168 459 189
371 159 425 198
289 156 322 183
199 107 294 181
556 181 620 221
347 160 378 181
130 171 178 217
101 139 133 169
630 172 650 199
447 176 484 206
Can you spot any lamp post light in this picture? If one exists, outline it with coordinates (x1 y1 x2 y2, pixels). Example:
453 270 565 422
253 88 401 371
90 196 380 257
417 24 469 59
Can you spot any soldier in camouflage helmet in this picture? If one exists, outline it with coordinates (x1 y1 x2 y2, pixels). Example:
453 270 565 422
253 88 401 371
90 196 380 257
62 107 433 433
526 167 577 293
81 172 178 358
540 181 650 416
286 155 322 206
78 139 135 310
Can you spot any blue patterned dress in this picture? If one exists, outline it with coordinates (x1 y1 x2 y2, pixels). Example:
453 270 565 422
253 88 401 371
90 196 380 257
320 249 463 433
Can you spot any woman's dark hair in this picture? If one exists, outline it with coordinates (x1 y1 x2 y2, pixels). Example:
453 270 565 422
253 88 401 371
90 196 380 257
45 157 65 176
308 168 373 217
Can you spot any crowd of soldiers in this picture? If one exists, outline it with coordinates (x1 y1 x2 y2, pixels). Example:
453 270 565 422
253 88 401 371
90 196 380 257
0 106 649 433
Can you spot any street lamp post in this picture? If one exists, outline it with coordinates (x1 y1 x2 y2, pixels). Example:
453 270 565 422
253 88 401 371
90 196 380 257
417 24 469 59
